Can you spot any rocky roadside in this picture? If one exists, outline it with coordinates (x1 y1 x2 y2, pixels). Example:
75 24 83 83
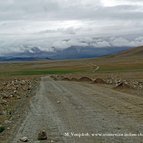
51 75 143 89
0 77 39 143
51 75 143 96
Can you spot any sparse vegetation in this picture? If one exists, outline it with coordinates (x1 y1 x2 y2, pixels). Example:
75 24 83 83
0 46 143 142
11 69 79 76
96 63 143 73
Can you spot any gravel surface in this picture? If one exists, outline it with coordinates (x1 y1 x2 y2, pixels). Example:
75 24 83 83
11 77 143 143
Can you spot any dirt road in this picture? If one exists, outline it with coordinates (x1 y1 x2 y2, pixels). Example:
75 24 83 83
11 77 143 143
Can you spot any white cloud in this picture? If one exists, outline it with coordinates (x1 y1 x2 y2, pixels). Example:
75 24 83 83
101 0 143 7
96 41 110 47
0 0 143 54
1 34 143 56
111 37 130 47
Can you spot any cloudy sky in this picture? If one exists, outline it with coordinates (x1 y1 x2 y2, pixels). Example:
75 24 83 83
0 0 143 55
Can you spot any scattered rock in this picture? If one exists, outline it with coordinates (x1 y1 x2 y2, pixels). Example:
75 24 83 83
20 137 29 142
38 130 47 140
2 111 6 115
0 99 7 105
0 125 5 133
116 127 121 130
57 76 64 80
16 96 21 99
62 77 70 81
0 110 6 115
92 78 106 84
2 94 9 99
50 75 58 80
14 90 17 94
70 78 79 81
106 79 113 84
78 77 92 82
27 87 31 90
57 101 61 104
10 94 14 98
8 110 12 115
4 120 12 124
114 82 132 89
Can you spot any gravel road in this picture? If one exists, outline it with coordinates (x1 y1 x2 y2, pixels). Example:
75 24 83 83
12 77 143 143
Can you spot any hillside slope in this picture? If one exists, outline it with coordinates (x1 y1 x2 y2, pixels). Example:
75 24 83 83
111 46 143 59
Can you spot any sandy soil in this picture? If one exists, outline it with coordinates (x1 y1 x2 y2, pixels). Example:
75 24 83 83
11 77 143 143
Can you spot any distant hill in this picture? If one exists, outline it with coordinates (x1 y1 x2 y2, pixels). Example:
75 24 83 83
0 57 50 62
0 46 130 61
115 46 143 57
49 46 130 60
110 46 143 60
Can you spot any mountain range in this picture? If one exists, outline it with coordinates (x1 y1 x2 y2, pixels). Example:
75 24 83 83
0 46 131 61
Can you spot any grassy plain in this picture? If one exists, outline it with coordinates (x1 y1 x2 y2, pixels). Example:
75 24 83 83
0 46 143 79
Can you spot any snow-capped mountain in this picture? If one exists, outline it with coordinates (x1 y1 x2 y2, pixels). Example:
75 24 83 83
0 46 130 61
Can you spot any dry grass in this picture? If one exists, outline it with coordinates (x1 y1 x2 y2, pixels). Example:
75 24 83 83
0 47 143 80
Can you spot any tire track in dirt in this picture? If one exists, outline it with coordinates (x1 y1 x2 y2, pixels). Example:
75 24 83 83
12 77 143 143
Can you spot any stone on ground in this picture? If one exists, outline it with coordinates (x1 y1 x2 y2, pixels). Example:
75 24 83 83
20 136 29 142
37 130 47 140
